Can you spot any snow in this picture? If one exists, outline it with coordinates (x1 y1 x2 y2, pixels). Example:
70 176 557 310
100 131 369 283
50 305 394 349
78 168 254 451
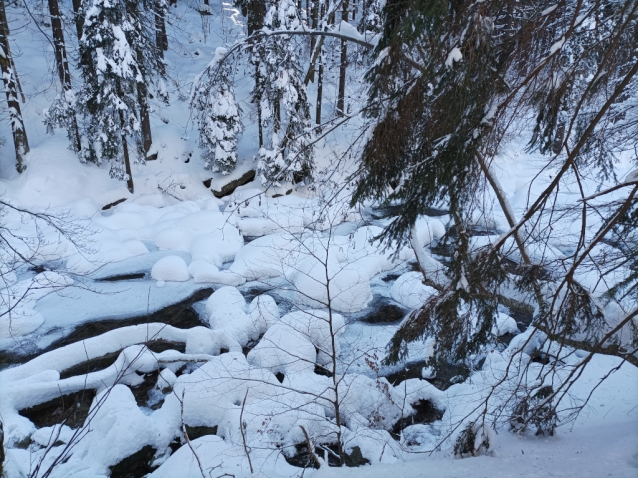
491 312 519 336
445 47 463 67
390 272 437 309
0 0 636 476
291 255 372 313
151 255 190 282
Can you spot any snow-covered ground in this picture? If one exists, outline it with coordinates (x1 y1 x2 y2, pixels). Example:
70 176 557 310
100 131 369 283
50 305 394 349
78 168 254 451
0 1 637 477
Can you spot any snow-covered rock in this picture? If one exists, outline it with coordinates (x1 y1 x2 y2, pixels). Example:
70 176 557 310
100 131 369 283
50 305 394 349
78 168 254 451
151 256 190 282
390 272 437 309
291 255 372 313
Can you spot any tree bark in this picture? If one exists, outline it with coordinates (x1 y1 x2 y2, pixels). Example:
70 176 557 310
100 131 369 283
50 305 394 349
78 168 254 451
247 0 266 146
316 60 323 125
119 108 135 193
135 51 153 155
125 0 153 157
0 0 29 172
155 0 168 61
72 0 83 40
336 0 348 116
48 0 82 152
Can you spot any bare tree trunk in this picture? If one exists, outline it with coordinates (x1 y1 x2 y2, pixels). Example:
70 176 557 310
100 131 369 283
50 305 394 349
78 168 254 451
125 0 153 158
135 50 153 157
48 0 82 153
316 60 324 126
117 108 135 193
307 0 319 82
155 0 168 63
256 64 263 147
325 261 345 466
72 0 83 40
137 80 153 156
248 0 266 147
336 0 348 116
0 0 29 172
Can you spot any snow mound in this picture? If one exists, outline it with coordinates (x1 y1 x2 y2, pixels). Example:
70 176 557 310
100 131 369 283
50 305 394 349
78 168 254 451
247 323 317 374
205 287 271 344
291 256 372 313
492 312 519 336
390 272 437 309
151 255 190 282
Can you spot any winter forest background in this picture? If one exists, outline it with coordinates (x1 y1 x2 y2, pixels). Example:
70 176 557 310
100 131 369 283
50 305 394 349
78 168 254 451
0 0 637 476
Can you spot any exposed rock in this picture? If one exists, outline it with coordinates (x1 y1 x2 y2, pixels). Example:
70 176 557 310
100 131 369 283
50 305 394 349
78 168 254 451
19 389 96 429
109 445 158 478
202 178 212 188
391 400 444 438
360 302 406 324
212 169 256 198
185 425 217 440
345 446 370 467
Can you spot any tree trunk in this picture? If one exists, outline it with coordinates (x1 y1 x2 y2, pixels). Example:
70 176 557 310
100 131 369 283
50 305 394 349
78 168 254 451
248 0 266 146
155 0 168 62
72 0 83 40
0 0 29 172
125 0 153 157
336 0 348 116
247 0 266 35
137 82 153 155
48 0 82 152
306 0 319 84
135 51 153 156
118 109 135 193
256 63 263 147
316 60 323 126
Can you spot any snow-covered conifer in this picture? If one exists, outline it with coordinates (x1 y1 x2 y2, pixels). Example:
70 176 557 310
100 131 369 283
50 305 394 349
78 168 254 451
254 0 314 185
78 0 148 191
191 48 242 173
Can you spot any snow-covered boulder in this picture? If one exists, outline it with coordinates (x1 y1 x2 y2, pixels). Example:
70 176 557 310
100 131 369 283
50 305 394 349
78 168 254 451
291 256 372 313
151 256 190 282
492 312 519 336
390 272 437 309
205 287 267 344
247 323 317 375
279 310 345 366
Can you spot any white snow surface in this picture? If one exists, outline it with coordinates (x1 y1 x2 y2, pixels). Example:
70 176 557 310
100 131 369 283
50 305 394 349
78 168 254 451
0 1 636 477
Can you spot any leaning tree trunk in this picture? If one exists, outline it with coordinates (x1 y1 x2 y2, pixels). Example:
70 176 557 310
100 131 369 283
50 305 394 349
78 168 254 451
336 0 348 116
48 0 82 152
0 0 29 172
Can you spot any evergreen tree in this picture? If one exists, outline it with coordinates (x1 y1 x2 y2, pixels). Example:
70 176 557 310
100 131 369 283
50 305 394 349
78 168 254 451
191 48 242 173
78 0 145 192
353 0 638 370
254 0 314 185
